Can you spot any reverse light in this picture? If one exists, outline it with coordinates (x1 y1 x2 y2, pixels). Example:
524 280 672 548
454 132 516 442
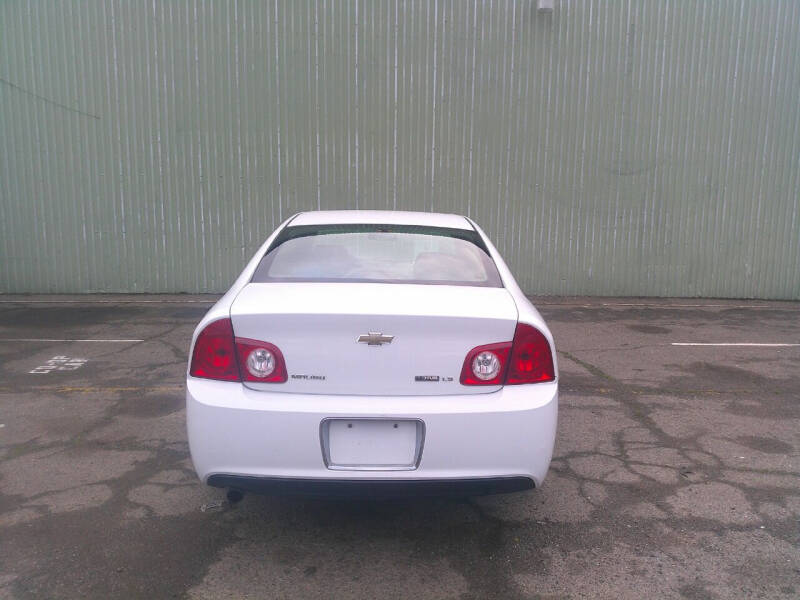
472 351 502 380
460 342 511 385
246 348 276 378
235 338 287 383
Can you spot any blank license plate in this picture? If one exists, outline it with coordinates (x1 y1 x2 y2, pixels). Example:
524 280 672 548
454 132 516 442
325 419 421 469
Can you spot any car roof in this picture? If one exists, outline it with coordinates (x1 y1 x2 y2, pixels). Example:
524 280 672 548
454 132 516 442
288 210 474 230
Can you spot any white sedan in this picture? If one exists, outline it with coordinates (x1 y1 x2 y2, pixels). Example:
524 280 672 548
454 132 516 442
186 210 558 498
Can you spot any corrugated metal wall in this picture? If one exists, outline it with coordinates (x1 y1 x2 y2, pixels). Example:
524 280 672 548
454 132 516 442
1 1 799 298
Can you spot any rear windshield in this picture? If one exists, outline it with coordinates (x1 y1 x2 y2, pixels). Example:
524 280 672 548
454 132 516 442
251 224 503 287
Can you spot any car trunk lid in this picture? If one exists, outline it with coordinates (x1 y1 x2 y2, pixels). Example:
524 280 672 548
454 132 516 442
230 282 518 395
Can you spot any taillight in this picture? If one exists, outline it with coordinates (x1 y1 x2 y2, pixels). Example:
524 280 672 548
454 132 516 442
460 342 511 385
189 319 287 383
189 318 239 381
506 323 555 384
459 323 555 386
235 338 287 383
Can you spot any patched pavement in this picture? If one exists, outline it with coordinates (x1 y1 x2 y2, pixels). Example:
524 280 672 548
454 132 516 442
0 296 798 599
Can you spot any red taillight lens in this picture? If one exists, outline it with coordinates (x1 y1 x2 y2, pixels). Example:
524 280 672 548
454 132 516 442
459 324 555 386
460 342 511 385
189 318 239 381
235 338 287 383
506 323 555 384
189 320 288 384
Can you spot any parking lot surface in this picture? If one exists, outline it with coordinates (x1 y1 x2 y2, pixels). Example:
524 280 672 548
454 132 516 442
0 295 798 599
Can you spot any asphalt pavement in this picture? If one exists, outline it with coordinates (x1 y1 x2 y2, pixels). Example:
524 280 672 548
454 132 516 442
0 295 798 599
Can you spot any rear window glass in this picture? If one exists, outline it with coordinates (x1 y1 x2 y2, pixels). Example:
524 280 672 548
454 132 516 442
251 224 503 287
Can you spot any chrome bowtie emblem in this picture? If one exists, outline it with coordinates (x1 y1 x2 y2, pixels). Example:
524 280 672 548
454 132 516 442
357 332 394 346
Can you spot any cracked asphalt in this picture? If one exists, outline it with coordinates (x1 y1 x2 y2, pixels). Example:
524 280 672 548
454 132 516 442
0 295 798 599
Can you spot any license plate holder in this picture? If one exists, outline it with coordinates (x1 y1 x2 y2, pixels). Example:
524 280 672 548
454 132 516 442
321 418 425 471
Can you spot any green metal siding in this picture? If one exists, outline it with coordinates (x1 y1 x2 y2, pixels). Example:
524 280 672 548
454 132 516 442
1 1 799 297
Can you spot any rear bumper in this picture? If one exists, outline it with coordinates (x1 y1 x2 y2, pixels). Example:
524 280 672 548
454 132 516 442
208 475 534 498
187 378 558 491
